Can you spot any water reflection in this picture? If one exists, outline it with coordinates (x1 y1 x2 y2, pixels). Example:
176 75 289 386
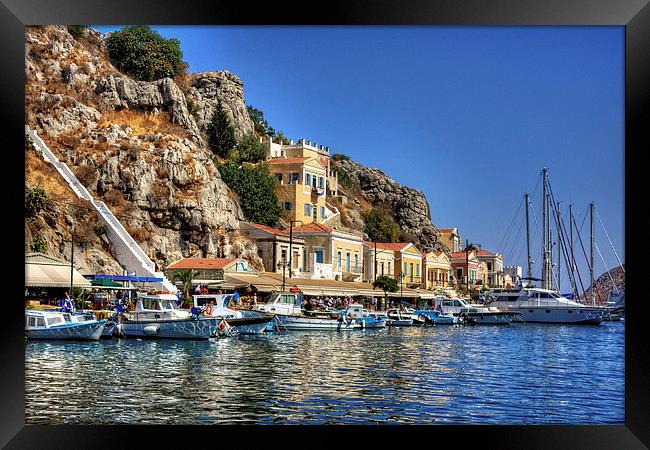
25 323 624 424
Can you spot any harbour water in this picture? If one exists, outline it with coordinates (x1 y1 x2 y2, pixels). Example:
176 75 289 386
25 322 624 424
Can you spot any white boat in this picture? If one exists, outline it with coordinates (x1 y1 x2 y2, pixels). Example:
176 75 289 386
486 287 606 324
385 309 414 327
192 294 274 334
435 298 518 325
252 292 379 331
118 293 222 339
25 310 106 340
604 289 625 321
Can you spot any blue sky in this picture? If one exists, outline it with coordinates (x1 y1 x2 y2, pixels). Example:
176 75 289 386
94 25 624 289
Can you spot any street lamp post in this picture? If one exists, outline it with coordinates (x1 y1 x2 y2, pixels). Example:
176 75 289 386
59 229 85 303
277 258 288 291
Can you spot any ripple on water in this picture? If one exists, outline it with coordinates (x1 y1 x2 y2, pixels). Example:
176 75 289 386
25 323 625 424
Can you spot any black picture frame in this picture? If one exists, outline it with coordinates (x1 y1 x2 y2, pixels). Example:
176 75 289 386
2 0 648 448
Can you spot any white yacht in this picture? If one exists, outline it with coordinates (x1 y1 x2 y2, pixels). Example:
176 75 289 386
486 287 606 324
435 298 518 325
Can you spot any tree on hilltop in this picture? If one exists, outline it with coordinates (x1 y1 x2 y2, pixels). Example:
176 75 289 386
106 25 186 81
207 102 237 158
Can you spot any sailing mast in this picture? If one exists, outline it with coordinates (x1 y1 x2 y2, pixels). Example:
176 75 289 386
590 202 595 305
556 201 561 292
525 192 532 281
541 168 552 290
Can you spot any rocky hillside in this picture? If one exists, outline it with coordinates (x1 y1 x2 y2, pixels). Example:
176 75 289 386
332 158 448 253
585 264 625 302
25 25 261 273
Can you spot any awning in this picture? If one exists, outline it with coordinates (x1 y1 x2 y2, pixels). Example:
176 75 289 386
25 263 92 288
91 278 122 287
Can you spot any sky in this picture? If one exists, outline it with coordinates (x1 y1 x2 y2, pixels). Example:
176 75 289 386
94 25 624 291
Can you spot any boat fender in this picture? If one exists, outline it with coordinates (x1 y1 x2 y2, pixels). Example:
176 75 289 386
205 305 213 316
143 325 158 336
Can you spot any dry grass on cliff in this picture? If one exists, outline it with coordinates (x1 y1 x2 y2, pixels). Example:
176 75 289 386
26 149 80 204
98 110 188 139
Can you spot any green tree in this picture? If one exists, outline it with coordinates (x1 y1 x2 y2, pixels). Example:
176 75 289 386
106 25 186 81
25 187 48 218
273 130 291 144
247 105 270 136
363 209 399 243
373 275 398 299
235 133 267 164
30 235 48 253
174 269 196 306
218 161 281 226
207 102 236 157
67 25 88 39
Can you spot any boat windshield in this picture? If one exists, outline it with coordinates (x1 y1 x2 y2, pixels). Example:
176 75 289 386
141 298 162 310
160 300 176 310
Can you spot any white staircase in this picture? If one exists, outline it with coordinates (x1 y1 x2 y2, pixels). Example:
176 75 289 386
26 125 176 292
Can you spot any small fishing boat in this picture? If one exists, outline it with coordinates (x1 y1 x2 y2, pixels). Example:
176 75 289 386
117 293 222 339
193 294 274 334
413 309 463 325
436 298 518 325
25 309 106 340
385 308 414 327
252 292 374 331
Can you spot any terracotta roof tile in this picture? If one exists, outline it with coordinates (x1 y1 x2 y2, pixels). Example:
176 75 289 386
292 222 333 233
244 222 290 237
167 258 236 270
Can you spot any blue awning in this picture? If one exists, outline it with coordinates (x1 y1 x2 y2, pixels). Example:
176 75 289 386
83 274 163 283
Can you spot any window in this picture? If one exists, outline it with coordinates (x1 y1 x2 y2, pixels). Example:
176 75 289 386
321 206 326 219
456 268 463 279
275 173 283 183
46 316 63 326
416 264 419 278
289 172 300 184
304 203 311 217
315 249 324 263
312 176 317 188
161 300 175 310
313 204 317 220
142 298 161 310
28 317 36 327
403 262 407 274
409 263 413 283
388 261 391 274
318 176 324 188
346 252 351 272
36 317 45 327
337 250 342 270
354 254 358 272
283 202 292 211
380 262 385 276
305 173 311 186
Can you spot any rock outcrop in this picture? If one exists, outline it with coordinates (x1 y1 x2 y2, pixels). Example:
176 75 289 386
25 25 263 273
334 158 447 253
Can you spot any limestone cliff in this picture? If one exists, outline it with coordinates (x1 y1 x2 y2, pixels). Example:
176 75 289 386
25 25 261 273
332 158 448 254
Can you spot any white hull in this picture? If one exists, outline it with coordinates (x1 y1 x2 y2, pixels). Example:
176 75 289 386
495 305 605 324
119 317 221 339
27 320 106 340
275 314 362 331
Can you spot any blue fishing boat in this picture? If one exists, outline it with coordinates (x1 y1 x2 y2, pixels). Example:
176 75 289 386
413 309 463 325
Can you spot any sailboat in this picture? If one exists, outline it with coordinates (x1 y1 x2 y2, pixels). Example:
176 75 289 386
486 168 608 324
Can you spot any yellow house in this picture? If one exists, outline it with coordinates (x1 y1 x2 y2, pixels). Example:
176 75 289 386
267 156 329 224
292 222 364 281
265 137 339 196
437 227 462 253
364 242 422 287
363 241 396 282
422 251 451 290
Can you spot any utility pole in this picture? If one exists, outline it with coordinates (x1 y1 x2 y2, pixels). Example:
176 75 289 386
374 241 377 283
466 239 469 293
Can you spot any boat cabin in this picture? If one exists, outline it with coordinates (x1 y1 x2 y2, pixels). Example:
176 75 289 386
253 291 304 316
193 294 242 319
132 294 189 320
